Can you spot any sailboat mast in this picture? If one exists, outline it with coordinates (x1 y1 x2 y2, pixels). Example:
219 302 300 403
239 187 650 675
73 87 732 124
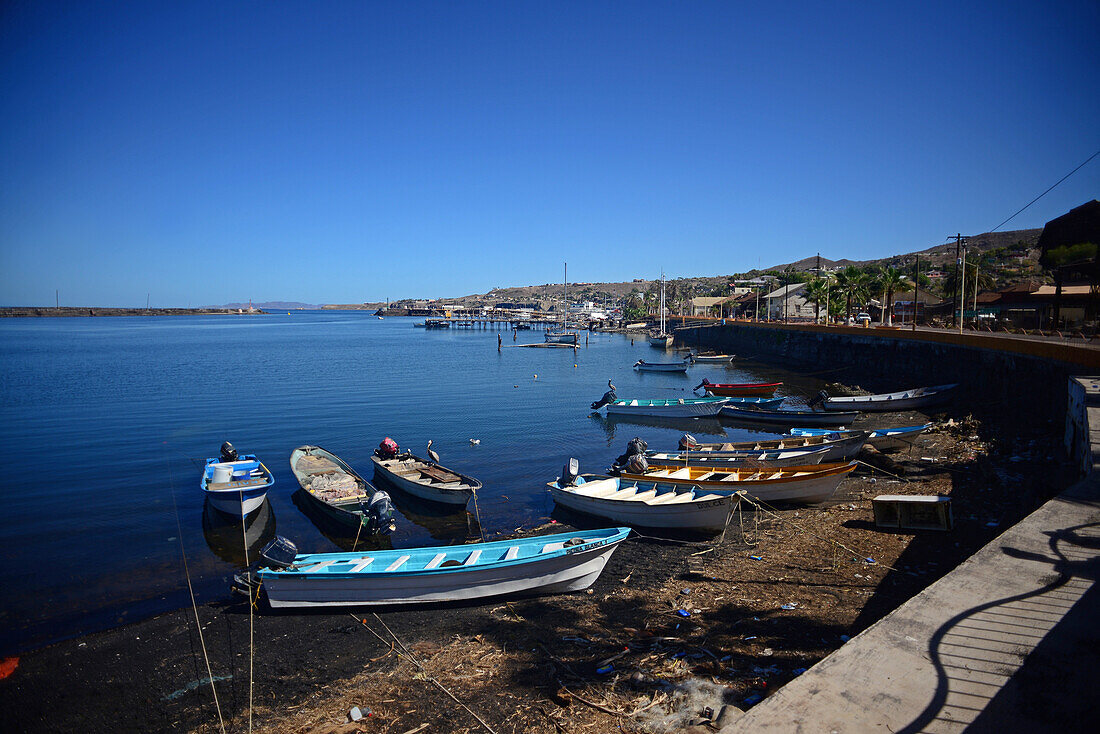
563 262 567 330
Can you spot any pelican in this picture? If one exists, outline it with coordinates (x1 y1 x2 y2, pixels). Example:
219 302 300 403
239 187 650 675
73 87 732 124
608 379 616 391
426 440 439 463
469 438 480 445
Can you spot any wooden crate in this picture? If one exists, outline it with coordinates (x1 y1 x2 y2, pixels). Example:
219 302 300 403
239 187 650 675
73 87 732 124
872 494 953 531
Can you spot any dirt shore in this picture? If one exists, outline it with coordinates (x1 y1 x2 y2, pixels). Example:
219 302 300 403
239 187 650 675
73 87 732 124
0 405 1071 733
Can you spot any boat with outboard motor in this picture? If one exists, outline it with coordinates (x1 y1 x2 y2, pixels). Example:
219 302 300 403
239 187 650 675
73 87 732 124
241 526 630 608
201 442 274 517
370 438 480 507
289 445 396 535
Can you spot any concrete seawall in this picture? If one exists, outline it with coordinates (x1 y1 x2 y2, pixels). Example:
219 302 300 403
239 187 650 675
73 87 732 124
676 322 1100 426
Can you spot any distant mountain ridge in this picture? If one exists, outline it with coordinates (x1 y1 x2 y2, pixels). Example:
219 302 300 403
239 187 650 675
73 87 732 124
218 301 321 310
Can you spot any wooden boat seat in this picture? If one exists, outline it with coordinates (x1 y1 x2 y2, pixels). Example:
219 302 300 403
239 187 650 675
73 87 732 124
303 559 337 572
348 557 374 573
464 550 482 566
419 465 461 483
541 542 564 553
630 489 659 501
207 477 268 491
578 484 620 498
424 553 447 570
695 472 717 481
605 487 643 500
647 492 686 504
503 546 520 561
385 555 411 572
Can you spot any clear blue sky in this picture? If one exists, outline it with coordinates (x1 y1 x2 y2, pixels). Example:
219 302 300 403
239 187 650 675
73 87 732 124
1 1 1097 306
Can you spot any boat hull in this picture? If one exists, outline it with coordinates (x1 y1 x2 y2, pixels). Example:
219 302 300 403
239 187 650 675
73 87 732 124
620 462 856 504
549 477 735 531
683 431 870 462
646 446 830 467
720 405 859 426
606 397 729 418
821 384 957 412
371 453 478 506
259 528 629 608
545 332 578 344
791 424 929 452
690 354 734 363
201 456 273 518
648 335 673 348
634 360 689 372
700 382 781 397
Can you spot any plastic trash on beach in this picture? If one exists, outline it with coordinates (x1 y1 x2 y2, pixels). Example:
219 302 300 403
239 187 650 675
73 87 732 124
677 609 691 618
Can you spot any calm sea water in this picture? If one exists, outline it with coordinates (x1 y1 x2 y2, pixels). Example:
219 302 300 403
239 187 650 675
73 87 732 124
0 312 826 654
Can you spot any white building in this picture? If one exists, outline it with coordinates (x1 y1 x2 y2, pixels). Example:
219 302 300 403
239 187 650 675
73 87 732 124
763 283 814 320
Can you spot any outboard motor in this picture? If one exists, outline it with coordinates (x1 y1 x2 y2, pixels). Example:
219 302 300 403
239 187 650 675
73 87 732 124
610 437 649 473
560 457 580 486
375 437 400 459
808 390 829 409
693 379 711 393
365 489 397 534
679 433 698 450
591 388 617 410
259 536 298 569
220 441 239 463
625 454 649 474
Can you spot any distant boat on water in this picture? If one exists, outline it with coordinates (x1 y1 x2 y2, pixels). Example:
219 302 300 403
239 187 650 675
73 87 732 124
545 263 578 345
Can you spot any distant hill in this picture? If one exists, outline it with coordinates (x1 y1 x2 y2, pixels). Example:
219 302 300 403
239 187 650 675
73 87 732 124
219 301 321 310
406 227 1045 307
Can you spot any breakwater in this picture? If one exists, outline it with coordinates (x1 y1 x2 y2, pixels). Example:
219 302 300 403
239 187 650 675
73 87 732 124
676 321 1100 426
0 306 263 317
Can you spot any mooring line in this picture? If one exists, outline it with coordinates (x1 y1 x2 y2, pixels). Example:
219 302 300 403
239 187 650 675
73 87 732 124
168 465 227 734
238 489 254 734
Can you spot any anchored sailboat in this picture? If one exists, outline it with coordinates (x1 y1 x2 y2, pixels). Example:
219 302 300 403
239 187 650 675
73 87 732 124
648 274 672 348
545 262 578 344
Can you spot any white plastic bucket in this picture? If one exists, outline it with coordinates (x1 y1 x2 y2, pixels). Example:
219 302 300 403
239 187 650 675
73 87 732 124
211 464 233 484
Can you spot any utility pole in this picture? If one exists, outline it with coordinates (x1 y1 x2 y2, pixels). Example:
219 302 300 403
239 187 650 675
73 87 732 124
56 289 59 309
958 243 967 334
912 256 919 332
950 233 964 328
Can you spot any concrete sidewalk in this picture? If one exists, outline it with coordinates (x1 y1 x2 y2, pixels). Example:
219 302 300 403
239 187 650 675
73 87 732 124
723 458 1100 732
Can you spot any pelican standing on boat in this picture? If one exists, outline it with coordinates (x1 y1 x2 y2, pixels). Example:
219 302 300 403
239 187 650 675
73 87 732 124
426 440 440 464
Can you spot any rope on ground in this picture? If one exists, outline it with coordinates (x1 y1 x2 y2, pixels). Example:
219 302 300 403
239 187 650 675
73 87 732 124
737 493 901 573
169 469 226 734
853 460 910 482
238 489 254 734
471 491 486 542
349 613 499 734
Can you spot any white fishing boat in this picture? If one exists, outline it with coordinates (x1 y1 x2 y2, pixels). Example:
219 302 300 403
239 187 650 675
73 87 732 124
690 354 735 363
547 474 735 531
618 461 857 504
790 424 930 452
646 445 831 467
633 357 691 372
370 441 480 507
251 527 630 608
817 384 958 412
648 275 673 347
604 396 730 418
545 262 578 345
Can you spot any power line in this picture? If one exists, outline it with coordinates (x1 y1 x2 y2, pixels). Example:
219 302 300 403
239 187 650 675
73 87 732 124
988 147 1100 233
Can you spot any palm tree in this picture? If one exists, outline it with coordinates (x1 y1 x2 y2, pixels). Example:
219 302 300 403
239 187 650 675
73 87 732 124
833 266 870 320
877 266 911 325
802 277 831 324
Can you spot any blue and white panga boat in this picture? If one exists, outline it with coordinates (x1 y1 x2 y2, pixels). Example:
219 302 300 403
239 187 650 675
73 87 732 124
201 444 273 517
253 527 631 608
790 423 932 451
604 396 731 418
